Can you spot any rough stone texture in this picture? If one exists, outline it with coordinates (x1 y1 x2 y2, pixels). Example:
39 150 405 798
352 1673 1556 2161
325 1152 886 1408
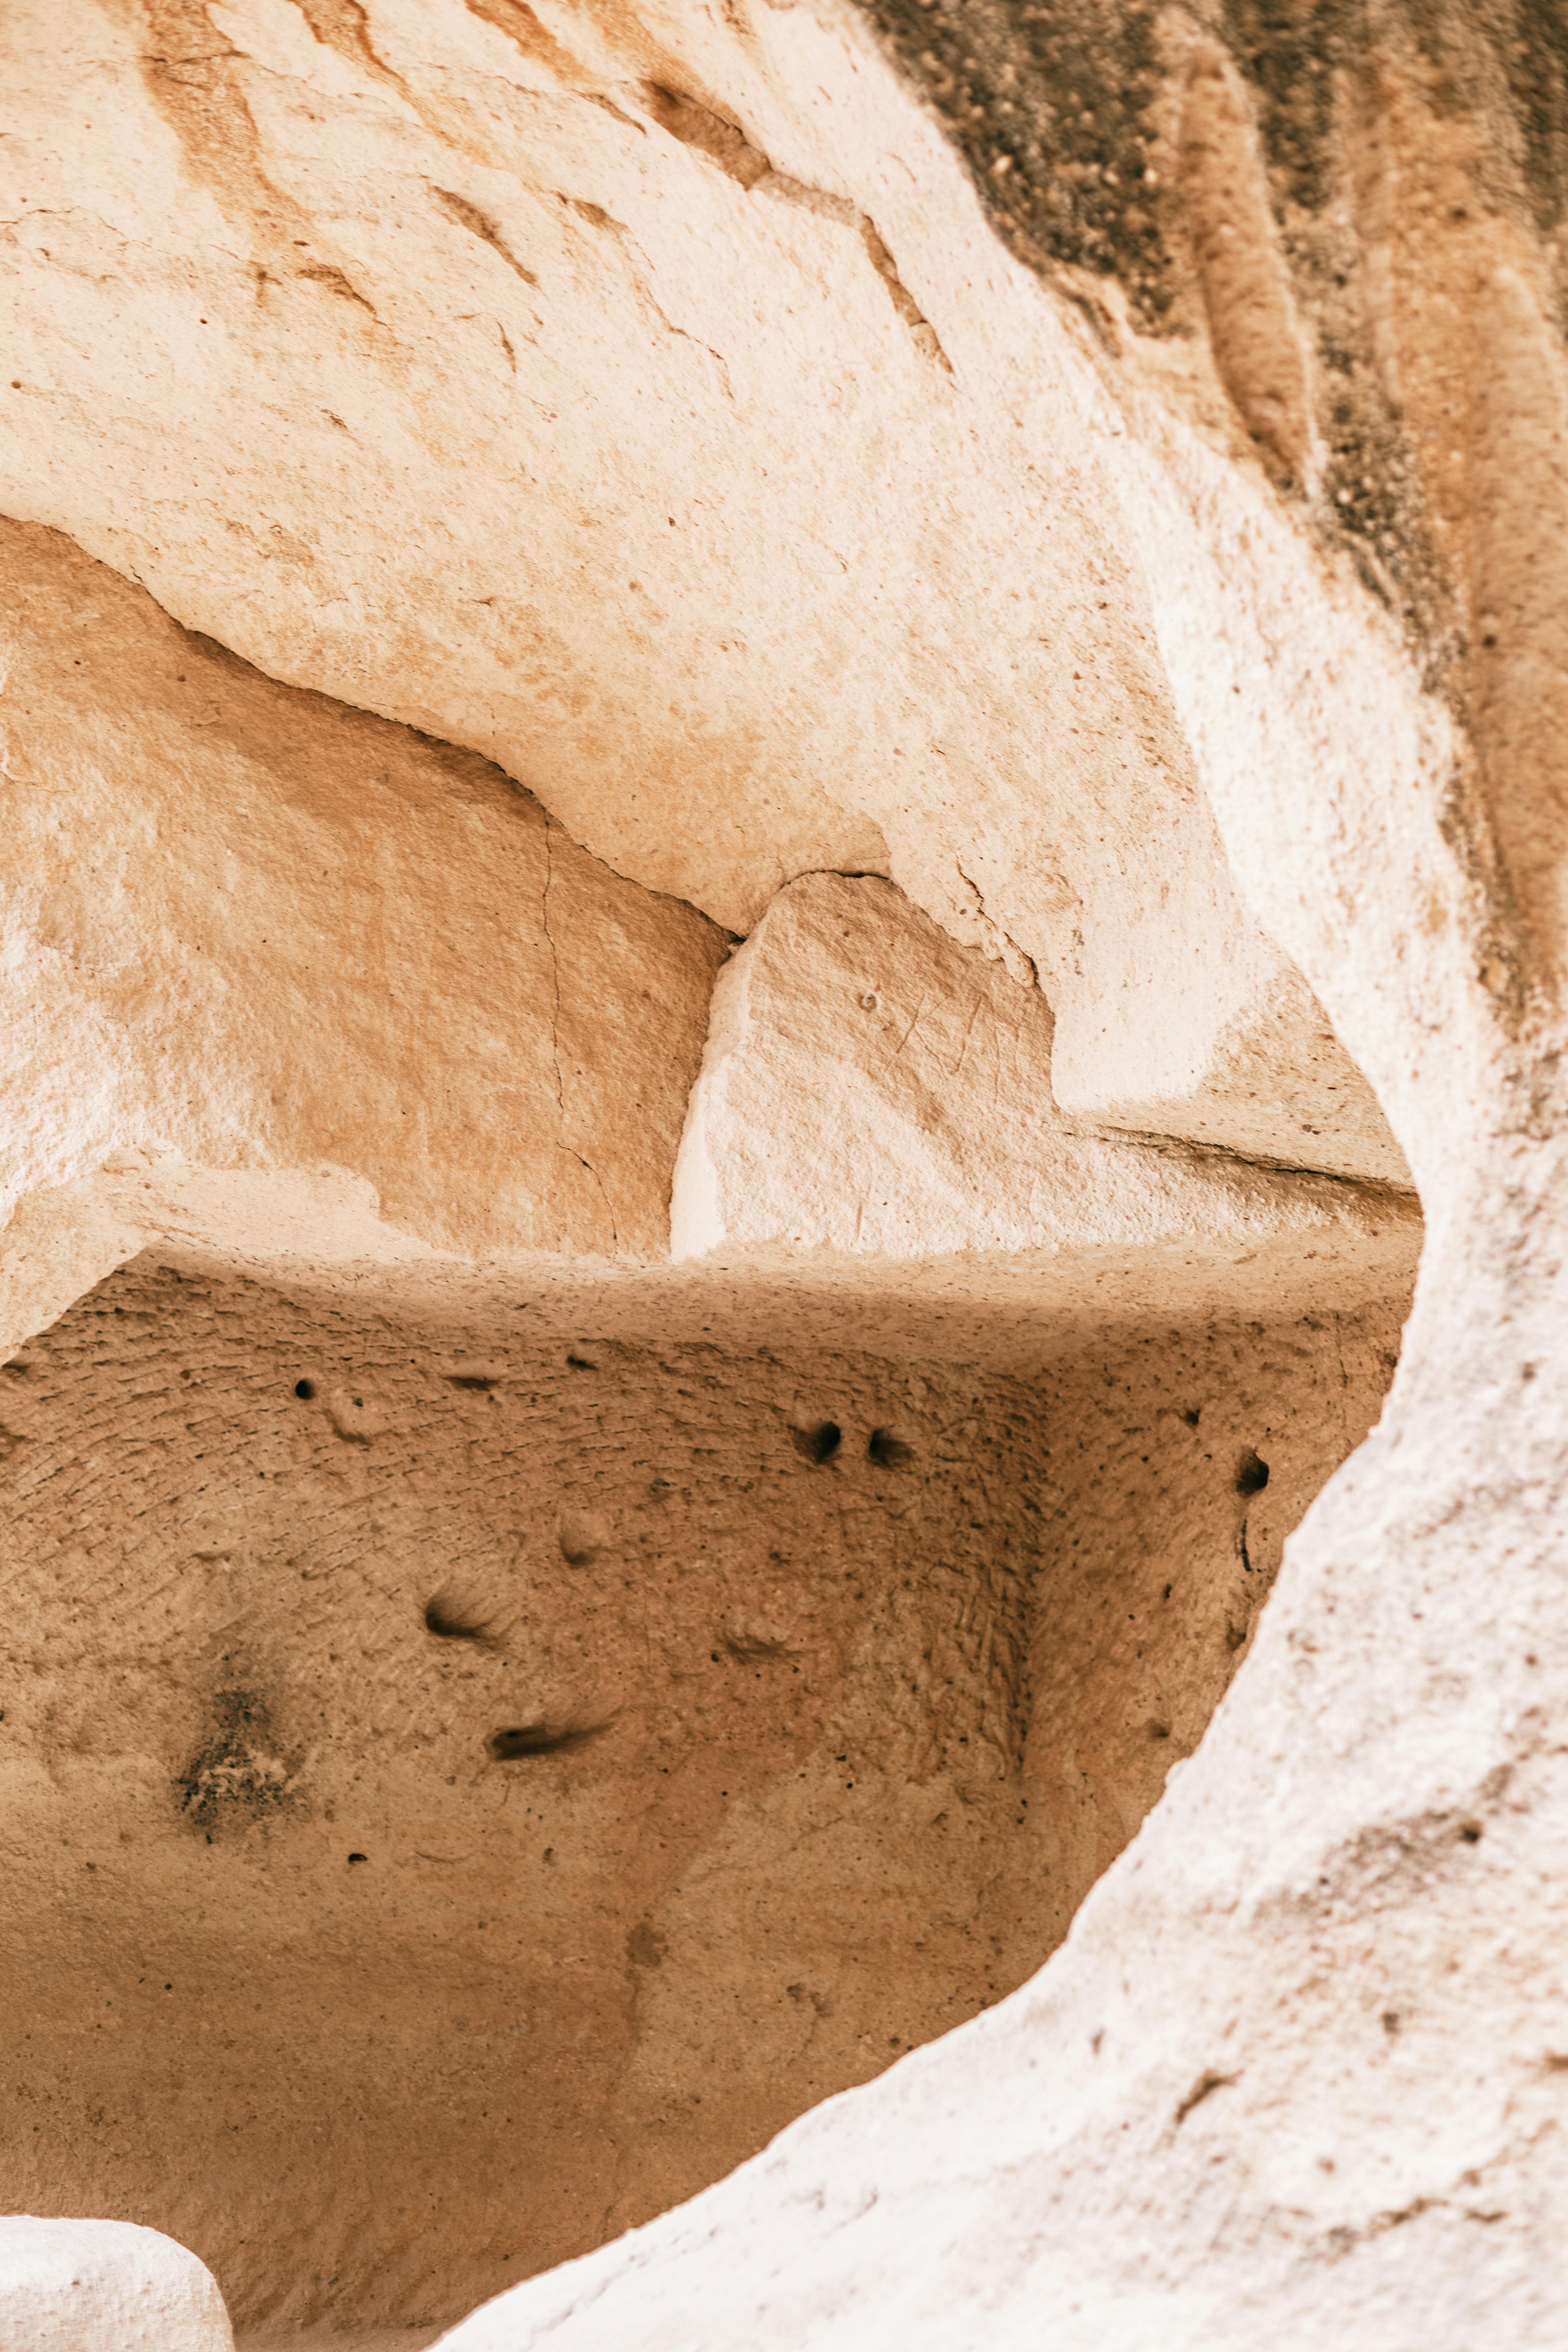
0 1156 444 1373
0 2215 233 2351
239 2335 439 2352
414 3 1568 2344
5 0 1568 2343
0 1238 1409 2333
0 517 727 1268
0 0 1409 1179
673 871 1409 1258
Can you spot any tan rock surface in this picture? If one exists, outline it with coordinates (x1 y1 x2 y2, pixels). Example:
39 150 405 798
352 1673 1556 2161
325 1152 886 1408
416 8 1568 2346
674 871 1409 1259
0 0 1407 1177
0 1237 1409 2332
0 518 726 1278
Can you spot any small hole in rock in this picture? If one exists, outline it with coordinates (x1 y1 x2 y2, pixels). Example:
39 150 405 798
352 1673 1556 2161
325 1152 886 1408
488 1721 607 1760
567 1352 597 1371
792 1421 841 1464
1236 1449 1270 1496
1459 1821 1483 1843
294 1379 316 1400
868 1428 915 1468
348 1852 368 1864
424 1597 491 1642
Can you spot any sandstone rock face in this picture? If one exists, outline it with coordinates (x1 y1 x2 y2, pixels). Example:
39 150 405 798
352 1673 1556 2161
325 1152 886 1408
673 870 1407 1259
0 0 1409 1178
0 1240 1409 2332
0 518 726 1273
0 2216 232 2351
4 0 1567 2344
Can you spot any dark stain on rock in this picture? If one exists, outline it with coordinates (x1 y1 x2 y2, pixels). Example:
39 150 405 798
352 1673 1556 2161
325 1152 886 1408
626 1919 668 1968
177 1688 296 1834
854 0 1171 318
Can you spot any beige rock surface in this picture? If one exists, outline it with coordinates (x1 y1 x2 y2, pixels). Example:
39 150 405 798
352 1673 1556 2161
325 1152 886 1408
0 2215 233 2351
0 0 1407 1178
4 0 1568 2343
0 517 726 1277
674 870 1409 1259
239 2335 440 2352
0 1235 1410 2332
414 7 1568 2347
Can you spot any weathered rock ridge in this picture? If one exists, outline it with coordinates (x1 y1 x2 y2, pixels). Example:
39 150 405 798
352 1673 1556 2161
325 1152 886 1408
672 870 1404 1259
0 517 726 1280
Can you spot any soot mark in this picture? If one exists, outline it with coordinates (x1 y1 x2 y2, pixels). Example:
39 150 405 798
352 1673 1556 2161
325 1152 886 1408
488 1720 609 1760
792 1421 842 1464
868 1427 915 1468
626 1919 668 1968
177 1688 295 1833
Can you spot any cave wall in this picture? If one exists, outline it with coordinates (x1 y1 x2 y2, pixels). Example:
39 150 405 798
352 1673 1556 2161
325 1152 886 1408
0 518 727 1267
2 0 1566 2343
0 1245 1407 2332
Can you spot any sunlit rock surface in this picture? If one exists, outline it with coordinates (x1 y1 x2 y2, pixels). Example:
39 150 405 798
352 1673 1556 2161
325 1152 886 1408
0 0 1412 1178
672 870 1406 1259
0 2217 232 2352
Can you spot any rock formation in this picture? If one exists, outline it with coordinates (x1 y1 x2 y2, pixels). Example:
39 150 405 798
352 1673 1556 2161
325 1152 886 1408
1 0 1564 2345
0 2216 232 2351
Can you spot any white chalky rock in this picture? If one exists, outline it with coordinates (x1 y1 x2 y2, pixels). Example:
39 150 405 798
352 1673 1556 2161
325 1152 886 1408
0 2217 233 2352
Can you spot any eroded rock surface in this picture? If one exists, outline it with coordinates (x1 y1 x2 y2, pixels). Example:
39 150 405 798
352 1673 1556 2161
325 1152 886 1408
0 518 726 1267
2 0 1567 2343
0 0 1409 1177
0 1241 1407 2332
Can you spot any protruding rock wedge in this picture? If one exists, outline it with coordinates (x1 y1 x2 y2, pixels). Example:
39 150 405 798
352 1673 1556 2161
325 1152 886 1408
0 2217 232 2352
672 873 1403 1261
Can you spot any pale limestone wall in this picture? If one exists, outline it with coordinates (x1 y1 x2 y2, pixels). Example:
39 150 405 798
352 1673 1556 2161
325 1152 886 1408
1 0 1565 2343
0 2217 231 2352
0 519 726 1268
0 0 1408 1179
672 871 1409 1260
